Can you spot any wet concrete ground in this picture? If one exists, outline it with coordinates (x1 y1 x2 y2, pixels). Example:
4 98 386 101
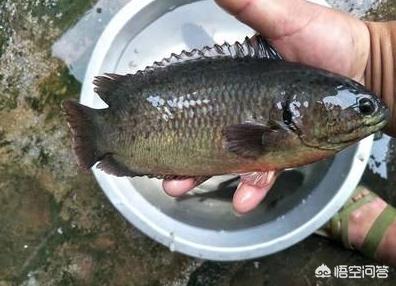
0 0 396 285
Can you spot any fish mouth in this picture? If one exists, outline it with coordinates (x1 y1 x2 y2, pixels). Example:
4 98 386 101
364 108 390 132
335 110 389 145
367 117 388 131
299 110 389 151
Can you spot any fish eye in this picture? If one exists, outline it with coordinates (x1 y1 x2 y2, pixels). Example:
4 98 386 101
358 98 375 115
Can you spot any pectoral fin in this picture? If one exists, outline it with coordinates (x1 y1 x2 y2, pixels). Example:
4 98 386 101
224 123 289 159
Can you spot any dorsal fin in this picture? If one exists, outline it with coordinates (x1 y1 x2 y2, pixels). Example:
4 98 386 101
140 34 282 72
93 73 130 108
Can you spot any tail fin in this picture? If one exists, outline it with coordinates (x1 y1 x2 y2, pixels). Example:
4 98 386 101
63 100 102 170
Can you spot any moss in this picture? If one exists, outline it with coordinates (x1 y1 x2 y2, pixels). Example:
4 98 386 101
0 29 8 58
15 224 80 285
0 2 12 57
0 1 97 53
32 65 81 118
365 0 396 21
1 166 121 284
0 84 19 112
0 165 59 282
29 0 97 32
0 130 10 148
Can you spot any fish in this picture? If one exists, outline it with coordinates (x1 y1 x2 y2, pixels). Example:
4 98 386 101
63 35 389 181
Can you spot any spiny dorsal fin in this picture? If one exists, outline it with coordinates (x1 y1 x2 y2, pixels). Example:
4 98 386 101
140 34 282 72
93 35 281 107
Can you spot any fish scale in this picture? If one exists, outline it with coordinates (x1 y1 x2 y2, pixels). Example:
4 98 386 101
64 35 388 179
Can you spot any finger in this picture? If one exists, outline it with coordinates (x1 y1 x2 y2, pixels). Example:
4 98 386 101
233 172 277 214
162 177 210 197
215 0 317 40
233 180 275 214
163 179 196 197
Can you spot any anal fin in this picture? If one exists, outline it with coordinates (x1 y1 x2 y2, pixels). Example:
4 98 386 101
161 176 210 185
96 157 210 184
96 154 141 177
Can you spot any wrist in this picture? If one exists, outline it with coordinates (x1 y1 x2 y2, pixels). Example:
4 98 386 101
365 21 396 136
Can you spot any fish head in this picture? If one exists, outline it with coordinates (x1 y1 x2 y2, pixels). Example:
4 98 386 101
269 74 389 151
294 77 389 150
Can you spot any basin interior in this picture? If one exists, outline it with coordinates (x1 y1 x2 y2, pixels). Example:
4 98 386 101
130 160 335 231
91 0 356 233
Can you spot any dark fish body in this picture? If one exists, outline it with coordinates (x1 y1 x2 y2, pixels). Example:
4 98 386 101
64 36 388 179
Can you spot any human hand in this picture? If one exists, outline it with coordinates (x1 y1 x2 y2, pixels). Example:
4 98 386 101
163 0 371 213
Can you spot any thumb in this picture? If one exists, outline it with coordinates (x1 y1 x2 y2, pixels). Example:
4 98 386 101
215 0 320 40
215 0 370 82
